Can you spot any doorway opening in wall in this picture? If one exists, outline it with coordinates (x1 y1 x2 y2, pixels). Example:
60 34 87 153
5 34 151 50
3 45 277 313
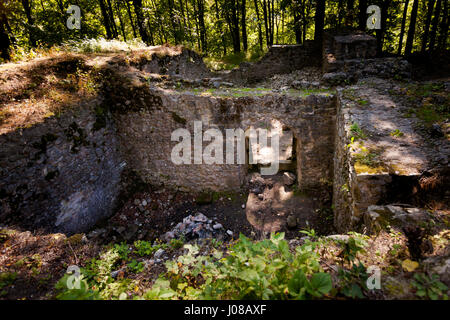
243 124 323 236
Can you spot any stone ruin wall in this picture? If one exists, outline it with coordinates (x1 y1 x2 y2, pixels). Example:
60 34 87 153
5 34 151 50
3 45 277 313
227 41 321 84
0 33 416 235
0 102 123 234
0 87 337 234
332 94 392 233
115 90 337 193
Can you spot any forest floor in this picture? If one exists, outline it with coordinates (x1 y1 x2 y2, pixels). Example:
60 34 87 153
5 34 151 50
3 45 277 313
0 49 449 300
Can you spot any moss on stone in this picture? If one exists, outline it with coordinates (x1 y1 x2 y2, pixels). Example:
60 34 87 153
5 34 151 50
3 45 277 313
171 111 187 125
354 162 388 174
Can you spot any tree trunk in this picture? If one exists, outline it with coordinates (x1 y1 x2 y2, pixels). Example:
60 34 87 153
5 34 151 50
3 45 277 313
421 0 436 52
115 0 127 41
106 0 118 38
253 0 263 50
375 0 390 56
21 0 36 47
214 0 227 55
262 0 269 46
345 0 354 26
405 0 419 56
437 0 448 51
197 0 207 52
358 0 367 30
99 0 113 39
241 0 247 51
302 0 307 43
293 0 301 44
225 0 240 53
125 0 138 39
429 0 442 52
270 0 274 45
132 0 149 44
0 13 11 61
168 0 180 44
314 0 325 51
397 0 408 55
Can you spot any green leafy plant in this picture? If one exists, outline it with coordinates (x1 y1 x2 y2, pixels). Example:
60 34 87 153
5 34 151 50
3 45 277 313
349 123 367 140
113 242 130 261
336 232 369 266
0 272 17 297
412 273 448 300
337 263 368 299
134 240 168 257
169 238 185 250
146 232 332 300
128 260 145 273
55 246 137 300
390 129 404 137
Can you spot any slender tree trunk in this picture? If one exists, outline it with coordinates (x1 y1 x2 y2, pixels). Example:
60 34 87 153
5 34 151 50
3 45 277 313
197 0 207 52
192 0 201 50
132 0 149 44
106 0 118 38
262 0 269 46
397 0 408 55
358 0 367 30
178 0 187 36
241 0 247 51
115 0 127 41
405 0 419 56
149 0 164 43
438 0 448 51
146 19 155 45
184 0 194 46
421 0 436 52
253 0 263 50
429 0 442 52
345 0 354 26
0 13 11 61
314 0 325 51
293 0 302 44
225 0 240 53
337 0 343 27
376 0 390 56
270 0 274 45
21 0 36 47
214 0 226 55
168 0 181 44
99 0 113 39
302 0 307 43
125 0 137 38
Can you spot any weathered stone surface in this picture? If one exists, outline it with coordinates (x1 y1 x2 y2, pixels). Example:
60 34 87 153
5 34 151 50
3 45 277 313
322 72 350 86
331 78 447 233
282 172 296 186
363 205 433 234
115 87 336 193
286 215 297 229
0 105 123 234
423 255 450 286
227 42 321 84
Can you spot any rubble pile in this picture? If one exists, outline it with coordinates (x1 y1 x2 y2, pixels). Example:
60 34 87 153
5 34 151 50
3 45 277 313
163 213 230 241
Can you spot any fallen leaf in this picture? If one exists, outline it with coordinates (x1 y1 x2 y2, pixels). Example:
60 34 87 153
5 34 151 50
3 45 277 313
402 259 419 272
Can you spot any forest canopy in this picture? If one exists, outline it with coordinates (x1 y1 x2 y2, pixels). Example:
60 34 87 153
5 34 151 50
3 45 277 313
0 0 448 63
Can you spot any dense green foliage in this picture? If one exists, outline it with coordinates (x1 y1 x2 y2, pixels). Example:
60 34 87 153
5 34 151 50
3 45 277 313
0 1 448 63
54 232 386 300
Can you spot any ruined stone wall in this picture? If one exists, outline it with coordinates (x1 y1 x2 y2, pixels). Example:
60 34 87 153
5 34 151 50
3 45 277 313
332 92 394 233
114 89 336 193
0 102 123 234
322 31 411 83
228 42 321 84
332 96 353 231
